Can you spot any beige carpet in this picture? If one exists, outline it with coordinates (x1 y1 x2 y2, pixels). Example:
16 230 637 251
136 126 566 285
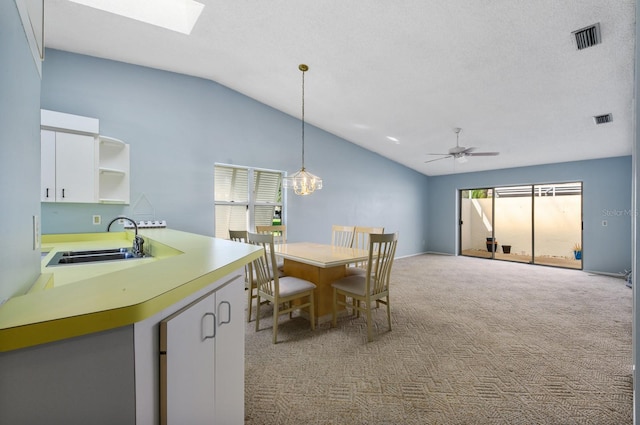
244 254 632 425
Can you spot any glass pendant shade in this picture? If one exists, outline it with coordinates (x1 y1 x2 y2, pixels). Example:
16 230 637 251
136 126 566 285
283 167 323 196
285 64 322 196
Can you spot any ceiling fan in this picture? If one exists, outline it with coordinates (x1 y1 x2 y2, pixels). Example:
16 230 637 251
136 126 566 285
425 128 500 164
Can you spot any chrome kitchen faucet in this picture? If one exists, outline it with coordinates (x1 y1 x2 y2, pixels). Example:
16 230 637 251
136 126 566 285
107 216 145 257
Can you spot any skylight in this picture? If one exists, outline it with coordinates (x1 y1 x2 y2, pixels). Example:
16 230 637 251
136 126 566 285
69 0 205 35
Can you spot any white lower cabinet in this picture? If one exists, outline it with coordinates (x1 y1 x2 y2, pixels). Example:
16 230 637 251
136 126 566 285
160 276 244 425
0 272 245 425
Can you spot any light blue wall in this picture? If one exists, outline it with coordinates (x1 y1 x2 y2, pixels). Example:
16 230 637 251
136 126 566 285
40 49 429 257
427 157 632 274
38 50 633 272
632 0 639 416
0 1 42 300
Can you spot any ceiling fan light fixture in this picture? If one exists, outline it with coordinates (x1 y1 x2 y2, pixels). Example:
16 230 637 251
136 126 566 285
283 64 323 196
424 127 499 165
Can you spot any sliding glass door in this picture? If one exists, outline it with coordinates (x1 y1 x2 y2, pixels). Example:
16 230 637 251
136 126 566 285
533 183 582 269
459 182 582 270
494 186 532 264
460 188 494 259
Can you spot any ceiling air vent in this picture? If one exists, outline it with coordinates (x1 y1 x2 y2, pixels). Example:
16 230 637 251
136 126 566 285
573 23 601 50
593 113 613 125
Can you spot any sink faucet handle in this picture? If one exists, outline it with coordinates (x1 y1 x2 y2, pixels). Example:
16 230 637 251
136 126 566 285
133 235 145 257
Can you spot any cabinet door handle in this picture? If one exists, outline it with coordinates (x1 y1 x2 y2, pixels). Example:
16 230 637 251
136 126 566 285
202 312 216 340
61 188 66 198
218 301 231 326
45 188 50 198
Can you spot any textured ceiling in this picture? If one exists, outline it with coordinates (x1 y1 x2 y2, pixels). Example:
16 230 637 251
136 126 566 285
44 0 635 176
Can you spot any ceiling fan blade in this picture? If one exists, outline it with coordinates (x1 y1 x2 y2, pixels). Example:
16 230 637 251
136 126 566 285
466 152 499 157
424 155 453 163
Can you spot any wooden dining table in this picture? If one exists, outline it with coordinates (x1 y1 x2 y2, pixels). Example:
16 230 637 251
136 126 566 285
274 242 370 323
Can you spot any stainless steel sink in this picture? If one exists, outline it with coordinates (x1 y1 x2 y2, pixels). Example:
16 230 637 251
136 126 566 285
61 248 131 257
47 248 150 267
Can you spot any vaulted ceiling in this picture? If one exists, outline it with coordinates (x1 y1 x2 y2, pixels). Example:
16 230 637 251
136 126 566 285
44 0 635 176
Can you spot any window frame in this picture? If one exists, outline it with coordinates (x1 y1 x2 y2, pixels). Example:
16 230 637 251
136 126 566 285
214 163 285 238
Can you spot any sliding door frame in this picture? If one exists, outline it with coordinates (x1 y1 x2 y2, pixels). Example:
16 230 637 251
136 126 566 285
458 181 583 270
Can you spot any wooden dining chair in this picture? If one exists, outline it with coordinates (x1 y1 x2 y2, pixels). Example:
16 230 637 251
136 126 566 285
247 232 316 344
331 232 398 342
256 224 287 274
229 229 259 323
256 224 287 245
331 225 355 248
347 226 385 275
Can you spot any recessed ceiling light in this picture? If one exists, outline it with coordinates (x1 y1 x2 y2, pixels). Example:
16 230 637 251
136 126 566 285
386 136 400 144
69 0 205 35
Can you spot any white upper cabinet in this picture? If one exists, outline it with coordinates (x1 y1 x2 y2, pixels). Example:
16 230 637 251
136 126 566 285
41 129 97 203
40 130 56 202
40 110 130 204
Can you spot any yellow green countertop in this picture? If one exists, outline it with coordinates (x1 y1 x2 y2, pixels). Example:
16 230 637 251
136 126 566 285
0 229 262 352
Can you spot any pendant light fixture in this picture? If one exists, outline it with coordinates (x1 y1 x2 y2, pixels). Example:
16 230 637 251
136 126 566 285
283 64 323 196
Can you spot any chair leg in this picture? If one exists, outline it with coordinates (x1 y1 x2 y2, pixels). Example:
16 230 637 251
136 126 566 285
246 282 253 323
272 302 279 344
255 294 261 332
366 303 373 342
332 288 338 327
386 295 391 332
309 292 315 331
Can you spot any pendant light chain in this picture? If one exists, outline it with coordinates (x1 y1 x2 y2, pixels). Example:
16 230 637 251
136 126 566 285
282 63 322 195
301 66 305 170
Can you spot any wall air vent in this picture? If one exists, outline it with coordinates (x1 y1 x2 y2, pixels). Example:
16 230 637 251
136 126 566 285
573 23 601 50
593 113 613 125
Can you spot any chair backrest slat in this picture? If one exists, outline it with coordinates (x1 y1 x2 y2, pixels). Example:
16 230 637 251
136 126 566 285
247 232 279 298
352 226 384 250
331 225 355 248
367 233 398 296
229 230 248 242
351 226 384 269
256 225 287 245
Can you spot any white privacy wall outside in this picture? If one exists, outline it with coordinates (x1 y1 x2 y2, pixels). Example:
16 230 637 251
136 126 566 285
462 196 582 258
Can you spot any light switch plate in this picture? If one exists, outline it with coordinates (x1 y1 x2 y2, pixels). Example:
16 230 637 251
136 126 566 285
33 215 40 250
93 215 101 225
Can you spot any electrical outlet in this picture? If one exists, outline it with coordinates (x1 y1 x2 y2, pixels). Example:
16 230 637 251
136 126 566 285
33 215 40 250
602 220 608 227
93 215 101 225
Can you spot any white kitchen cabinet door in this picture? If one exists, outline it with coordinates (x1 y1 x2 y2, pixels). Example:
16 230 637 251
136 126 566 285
41 130 96 203
40 130 56 202
161 290 216 425
214 280 245 424
160 277 244 425
54 132 96 203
